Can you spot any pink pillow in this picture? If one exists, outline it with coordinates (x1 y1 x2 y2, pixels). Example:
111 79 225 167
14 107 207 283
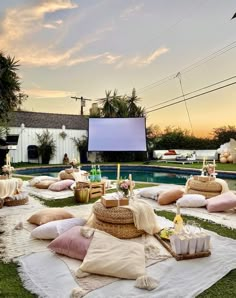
207 191 236 212
48 226 92 260
48 179 74 191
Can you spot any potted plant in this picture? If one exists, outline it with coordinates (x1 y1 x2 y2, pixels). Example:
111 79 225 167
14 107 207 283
71 135 88 163
36 129 56 164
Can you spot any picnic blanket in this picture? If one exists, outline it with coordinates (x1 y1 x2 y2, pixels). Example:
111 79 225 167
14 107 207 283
17 215 236 298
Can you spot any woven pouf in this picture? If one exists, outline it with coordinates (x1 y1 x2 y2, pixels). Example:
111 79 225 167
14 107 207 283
93 201 134 224
92 215 144 239
189 178 222 192
186 189 221 199
186 177 222 199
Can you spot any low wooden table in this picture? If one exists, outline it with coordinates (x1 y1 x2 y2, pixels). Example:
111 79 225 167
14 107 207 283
76 181 106 200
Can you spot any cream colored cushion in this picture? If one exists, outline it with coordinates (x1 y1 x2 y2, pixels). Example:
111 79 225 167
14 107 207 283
80 230 145 279
28 208 74 225
158 189 185 205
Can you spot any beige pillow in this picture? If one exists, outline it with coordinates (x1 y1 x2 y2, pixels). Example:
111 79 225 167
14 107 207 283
80 230 145 279
158 189 185 205
35 179 58 189
28 208 74 225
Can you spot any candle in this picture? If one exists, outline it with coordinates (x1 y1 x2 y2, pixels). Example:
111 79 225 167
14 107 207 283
129 173 132 192
6 154 9 166
203 157 206 167
117 163 120 181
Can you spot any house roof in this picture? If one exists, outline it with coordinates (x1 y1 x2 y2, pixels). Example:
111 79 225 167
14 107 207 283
9 111 88 130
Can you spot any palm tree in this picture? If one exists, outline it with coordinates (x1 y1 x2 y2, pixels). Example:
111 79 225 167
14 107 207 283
99 89 120 117
0 52 27 122
127 88 145 117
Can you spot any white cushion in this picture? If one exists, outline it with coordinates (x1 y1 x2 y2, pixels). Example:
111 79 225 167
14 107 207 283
177 194 207 208
31 217 86 239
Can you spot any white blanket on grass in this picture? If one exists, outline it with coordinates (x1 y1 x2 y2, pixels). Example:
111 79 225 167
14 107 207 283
17 215 236 298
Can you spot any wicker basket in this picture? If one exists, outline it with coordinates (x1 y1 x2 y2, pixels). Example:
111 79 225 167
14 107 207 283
92 216 144 239
93 201 134 224
4 197 29 207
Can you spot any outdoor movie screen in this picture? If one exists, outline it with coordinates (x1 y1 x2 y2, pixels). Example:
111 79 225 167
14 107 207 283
88 117 147 151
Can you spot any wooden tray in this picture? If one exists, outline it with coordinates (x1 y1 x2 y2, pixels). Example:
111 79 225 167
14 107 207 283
154 233 211 261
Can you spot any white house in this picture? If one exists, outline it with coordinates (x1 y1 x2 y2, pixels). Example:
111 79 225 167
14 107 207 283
7 111 88 164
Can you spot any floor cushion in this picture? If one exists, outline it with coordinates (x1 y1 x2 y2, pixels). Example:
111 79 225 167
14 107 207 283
177 194 207 208
158 189 185 205
207 191 236 212
28 208 74 225
48 179 74 191
79 230 145 279
35 179 58 189
48 226 92 260
31 217 86 239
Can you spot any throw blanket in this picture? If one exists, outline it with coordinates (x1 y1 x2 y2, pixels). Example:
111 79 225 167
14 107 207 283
0 178 22 199
123 199 160 235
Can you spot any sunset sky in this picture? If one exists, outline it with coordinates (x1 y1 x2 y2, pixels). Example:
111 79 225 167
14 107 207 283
0 0 235 138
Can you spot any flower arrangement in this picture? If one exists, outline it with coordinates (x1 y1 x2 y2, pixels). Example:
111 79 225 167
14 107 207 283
202 163 216 176
118 179 135 197
2 165 15 178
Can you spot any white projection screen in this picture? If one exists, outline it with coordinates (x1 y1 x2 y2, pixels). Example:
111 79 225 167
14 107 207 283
88 118 147 151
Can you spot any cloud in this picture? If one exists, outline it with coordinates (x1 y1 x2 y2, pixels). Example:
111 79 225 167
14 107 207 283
43 19 64 29
116 47 169 68
25 88 74 98
120 3 144 19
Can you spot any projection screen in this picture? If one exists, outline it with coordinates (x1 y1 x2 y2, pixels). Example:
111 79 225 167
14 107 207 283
88 118 147 151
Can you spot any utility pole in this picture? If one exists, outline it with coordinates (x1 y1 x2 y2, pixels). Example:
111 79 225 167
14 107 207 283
70 96 92 115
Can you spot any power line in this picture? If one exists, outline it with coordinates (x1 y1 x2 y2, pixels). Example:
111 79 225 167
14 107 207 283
146 81 236 114
146 75 236 110
176 72 193 135
137 40 236 95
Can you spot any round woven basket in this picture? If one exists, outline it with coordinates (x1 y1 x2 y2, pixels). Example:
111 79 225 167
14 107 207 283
189 179 222 192
4 197 29 207
93 201 134 224
186 188 221 199
92 216 144 239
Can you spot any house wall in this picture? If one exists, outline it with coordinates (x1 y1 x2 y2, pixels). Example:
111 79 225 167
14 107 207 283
8 126 87 164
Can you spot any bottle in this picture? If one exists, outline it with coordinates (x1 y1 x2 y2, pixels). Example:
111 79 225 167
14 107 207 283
96 165 101 182
173 204 184 234
90 165 95 182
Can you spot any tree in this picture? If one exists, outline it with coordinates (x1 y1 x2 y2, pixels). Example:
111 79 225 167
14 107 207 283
212 125 236 147
127 88 145 117
99 90 120 117
0 52 27 122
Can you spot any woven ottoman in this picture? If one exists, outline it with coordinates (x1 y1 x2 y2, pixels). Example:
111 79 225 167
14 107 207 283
92 201 144 239
186 176 223 199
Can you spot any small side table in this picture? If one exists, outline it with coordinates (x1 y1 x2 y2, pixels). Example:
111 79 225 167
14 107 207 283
75 181 106 200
